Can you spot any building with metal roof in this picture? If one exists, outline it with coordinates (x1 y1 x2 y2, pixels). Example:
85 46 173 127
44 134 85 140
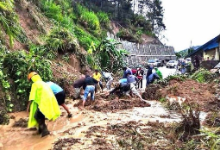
186 34 220 61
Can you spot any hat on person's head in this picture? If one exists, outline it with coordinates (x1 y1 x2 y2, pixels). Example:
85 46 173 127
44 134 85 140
27 72 38 81
125 70 131 75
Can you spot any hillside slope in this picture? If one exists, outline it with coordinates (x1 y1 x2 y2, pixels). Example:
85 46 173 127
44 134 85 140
0 0 163 118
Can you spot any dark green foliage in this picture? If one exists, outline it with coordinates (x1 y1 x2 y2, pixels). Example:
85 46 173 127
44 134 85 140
0 109 9 125
94 38 128 72
2 50 53 111
80 0 165 41
175 52 182 59
0 43 13 112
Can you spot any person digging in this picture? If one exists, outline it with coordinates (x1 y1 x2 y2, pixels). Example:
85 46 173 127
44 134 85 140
107 79 151 106
46 81 72 118
81 73 98 108
27 72 61 137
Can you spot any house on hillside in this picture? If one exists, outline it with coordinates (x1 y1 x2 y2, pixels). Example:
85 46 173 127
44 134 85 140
187 34 220 61
186 34 220 69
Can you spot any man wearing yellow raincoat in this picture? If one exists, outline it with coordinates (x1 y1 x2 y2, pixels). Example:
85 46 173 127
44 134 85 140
27 72 61 137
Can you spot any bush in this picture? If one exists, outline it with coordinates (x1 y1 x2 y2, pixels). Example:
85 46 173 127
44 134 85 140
44 27 79 53
96 11 110 27
2 50 53 111
74 4 100 32
39 0 74 30
190 68 216 83
0 0 27 47
74 26 100 51
116 29 139 43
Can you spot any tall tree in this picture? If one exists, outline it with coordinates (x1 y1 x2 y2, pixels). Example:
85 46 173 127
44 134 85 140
147 0 166 34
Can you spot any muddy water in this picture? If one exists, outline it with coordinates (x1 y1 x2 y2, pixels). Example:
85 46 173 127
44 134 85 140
0 105 84 150
0 100 205 150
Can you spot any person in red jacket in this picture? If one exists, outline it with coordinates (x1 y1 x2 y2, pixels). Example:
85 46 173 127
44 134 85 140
136 67 144 88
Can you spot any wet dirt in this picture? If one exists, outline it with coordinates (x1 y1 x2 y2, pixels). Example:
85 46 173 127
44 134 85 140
159 79 216 112
142 84 162 100
74 93 151 112
0 98 182 150
0 78 219 149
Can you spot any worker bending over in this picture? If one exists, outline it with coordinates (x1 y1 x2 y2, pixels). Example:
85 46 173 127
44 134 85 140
27 72 61 137
46 81 72 118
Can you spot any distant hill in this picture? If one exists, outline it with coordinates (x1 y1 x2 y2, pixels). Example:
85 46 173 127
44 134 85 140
176 46 200 58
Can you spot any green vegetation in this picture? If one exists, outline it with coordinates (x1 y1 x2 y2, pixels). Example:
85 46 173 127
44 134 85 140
2 48 53 111
74 4 100 32
96 11 110 27
155 74 188 86
0 0 166 115
74 26 100 51
0 44 11 112
0 0 27 47
39 0 74 31
80 0 165 42
89 38 129 72
190 68 216 83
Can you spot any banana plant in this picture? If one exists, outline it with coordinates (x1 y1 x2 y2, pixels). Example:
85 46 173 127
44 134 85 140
94 38 129 72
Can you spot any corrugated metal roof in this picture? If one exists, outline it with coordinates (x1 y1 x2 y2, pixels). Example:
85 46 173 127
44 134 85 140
186 34 220 57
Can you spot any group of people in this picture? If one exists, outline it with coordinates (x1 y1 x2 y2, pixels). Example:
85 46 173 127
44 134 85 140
26 66 162 137
73 66 163 105
123 66 163 88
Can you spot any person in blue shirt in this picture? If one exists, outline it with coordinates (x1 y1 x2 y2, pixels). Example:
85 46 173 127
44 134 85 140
122 67 132 78
108 76 150 105
146 65 153 78
46 81 72 118
147 73 160 85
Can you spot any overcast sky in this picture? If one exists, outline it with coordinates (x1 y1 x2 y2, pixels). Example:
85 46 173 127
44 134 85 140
160 0 220 52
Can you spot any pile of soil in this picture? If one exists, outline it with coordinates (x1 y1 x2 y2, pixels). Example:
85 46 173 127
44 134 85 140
142 84 162 100
74 97 151 112
12 118 28 128
160 79 216 112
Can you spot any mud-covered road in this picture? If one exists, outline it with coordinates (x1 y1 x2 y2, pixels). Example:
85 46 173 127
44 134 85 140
0 99 183 150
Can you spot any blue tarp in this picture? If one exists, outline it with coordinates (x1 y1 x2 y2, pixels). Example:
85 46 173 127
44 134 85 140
204 42 219 51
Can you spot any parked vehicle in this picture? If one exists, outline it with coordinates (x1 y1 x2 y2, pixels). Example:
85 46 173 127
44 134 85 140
166 60 178 68
185 58 191 64
147 59 161 67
